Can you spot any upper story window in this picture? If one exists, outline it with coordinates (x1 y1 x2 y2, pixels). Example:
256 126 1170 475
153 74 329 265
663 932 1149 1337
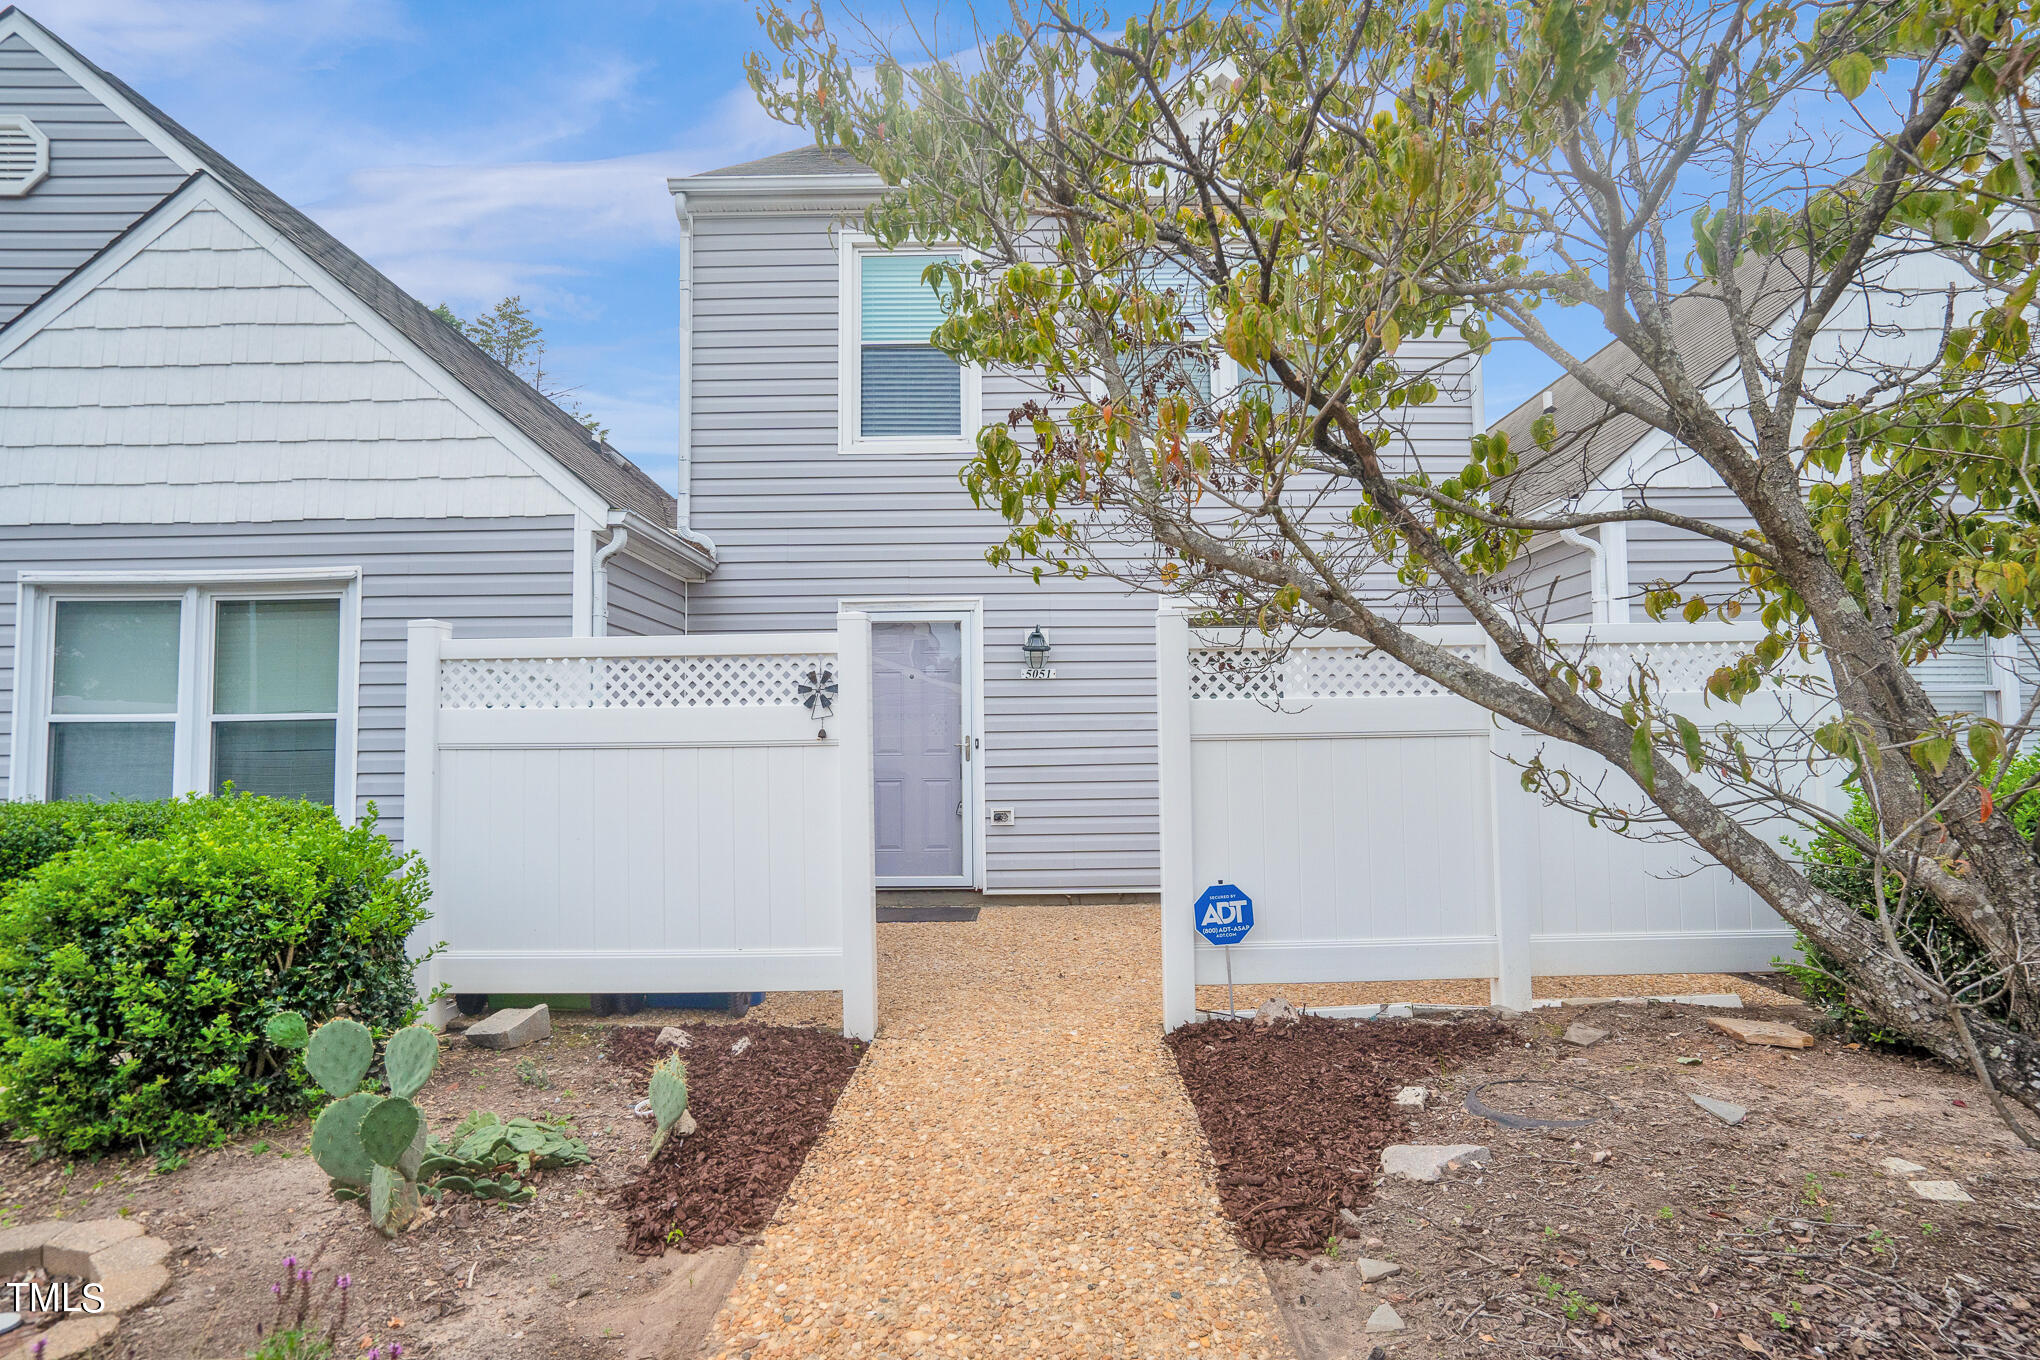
1129 260 1217 424
840 239 980 454
18 574 356 808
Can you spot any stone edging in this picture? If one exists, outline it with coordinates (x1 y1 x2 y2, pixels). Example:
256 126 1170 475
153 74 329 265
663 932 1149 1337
0 1219 171 1359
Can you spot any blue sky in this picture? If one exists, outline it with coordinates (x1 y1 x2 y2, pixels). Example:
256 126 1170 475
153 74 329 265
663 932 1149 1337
30 0 1578 490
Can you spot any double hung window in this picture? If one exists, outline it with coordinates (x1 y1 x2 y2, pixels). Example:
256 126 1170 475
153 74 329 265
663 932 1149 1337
841 241 980 453
24 577 353 807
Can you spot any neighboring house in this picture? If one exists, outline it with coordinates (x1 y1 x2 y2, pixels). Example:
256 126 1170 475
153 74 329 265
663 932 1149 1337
0 7 713 844
667 148 1488 895
1490 250 2029 724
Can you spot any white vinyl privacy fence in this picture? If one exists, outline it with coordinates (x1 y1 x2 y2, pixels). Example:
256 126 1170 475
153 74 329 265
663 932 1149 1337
1157 607 1812 1029
404 613 877 1038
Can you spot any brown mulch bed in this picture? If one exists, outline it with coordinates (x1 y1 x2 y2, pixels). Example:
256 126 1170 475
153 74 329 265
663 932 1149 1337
1165 1013 1510 1257
607 1022 865 1255
1228 1003 2040 1359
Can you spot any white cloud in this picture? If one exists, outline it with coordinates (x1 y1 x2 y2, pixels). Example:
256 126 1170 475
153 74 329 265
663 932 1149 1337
301 80 808 317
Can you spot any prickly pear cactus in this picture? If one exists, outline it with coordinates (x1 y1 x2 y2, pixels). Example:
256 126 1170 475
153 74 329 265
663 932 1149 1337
305 1017 374 1098
648 1056 689 1158
359 1096 423 1168
310 1091 380 1188
382 1025 439 1100
369 1163 423 1235
274 1012 573 1232
264 1011 309 1050
276 1014 443 1234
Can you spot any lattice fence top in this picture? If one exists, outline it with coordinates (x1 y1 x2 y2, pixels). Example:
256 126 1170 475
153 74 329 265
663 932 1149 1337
440 653 835 711
1189 644 1487 701
1189 636 1772 701
1572 639 1771 694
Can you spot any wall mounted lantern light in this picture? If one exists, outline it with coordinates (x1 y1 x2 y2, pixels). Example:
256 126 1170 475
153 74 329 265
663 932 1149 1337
1022 626 1055 678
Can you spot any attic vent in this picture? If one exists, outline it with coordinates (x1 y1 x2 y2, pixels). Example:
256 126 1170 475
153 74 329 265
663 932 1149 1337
0 115 51 197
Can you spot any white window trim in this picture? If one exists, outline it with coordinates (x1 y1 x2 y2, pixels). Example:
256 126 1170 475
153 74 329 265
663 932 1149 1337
10 569 363 818
837 232 983 457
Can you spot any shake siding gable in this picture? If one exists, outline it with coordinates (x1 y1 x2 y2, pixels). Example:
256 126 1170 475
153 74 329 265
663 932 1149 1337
0 30 188 325
0 202 576 525
0 36 692 833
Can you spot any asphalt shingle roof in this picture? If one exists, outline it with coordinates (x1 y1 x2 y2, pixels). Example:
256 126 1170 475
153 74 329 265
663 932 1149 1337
5 6 677 525
1489 254 1808 509
696 145 874 177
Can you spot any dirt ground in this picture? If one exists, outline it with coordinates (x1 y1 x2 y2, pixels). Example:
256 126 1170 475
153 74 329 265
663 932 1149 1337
0 1010 820 1360
1203 1002 2040 1359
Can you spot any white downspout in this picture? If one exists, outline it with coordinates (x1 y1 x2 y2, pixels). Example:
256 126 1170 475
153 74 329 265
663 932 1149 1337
673 189 695 531
1559 528 1611 625
593 521 630 637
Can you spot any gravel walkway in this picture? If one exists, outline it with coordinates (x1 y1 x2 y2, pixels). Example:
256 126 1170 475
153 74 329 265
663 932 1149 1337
704 903 1292 1359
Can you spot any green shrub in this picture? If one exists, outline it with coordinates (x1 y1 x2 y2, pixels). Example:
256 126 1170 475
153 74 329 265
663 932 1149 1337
1781 749 2040 1046
0 794 432 1155
0 798 182 893
0 795 354 895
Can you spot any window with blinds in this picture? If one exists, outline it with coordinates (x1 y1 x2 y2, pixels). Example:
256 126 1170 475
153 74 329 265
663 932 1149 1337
858 252 962 440
212 599 342 801
36 587 347 805
47 600 181 800
1130 260 1217 422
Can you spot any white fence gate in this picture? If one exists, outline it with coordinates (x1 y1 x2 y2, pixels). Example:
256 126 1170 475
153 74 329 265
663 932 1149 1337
1158 607 1807 1029
404 613 877 1039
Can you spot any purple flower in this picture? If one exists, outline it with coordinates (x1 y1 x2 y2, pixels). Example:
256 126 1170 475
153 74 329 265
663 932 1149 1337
283 1255 297 1270
271 1283 282 1297
337 1274 351 1291
390 1346 404 1359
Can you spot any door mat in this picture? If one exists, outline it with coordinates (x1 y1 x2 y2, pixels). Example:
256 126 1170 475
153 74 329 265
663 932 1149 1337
876 905 981 923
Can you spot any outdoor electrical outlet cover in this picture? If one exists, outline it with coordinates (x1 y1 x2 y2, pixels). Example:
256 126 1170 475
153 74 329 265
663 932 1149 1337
989 808 1016 825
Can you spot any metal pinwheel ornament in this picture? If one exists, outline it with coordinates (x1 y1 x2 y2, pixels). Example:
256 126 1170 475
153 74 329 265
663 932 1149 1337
799 665 838 738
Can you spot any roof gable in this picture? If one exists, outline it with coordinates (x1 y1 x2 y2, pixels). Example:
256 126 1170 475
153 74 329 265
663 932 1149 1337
0 5 681 529
0 20 191 324
0 177 607 525
1490 254 1808 510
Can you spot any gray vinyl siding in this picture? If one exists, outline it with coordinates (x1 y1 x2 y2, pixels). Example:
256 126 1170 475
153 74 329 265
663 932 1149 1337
0 516 577 846
1510 538 1596 623
0 33 188 325
686 210 1155 891
1623 488 1751 610
1913 638 1996 718
685 209 1478 892
605 551 688 636
1618 477 2028 718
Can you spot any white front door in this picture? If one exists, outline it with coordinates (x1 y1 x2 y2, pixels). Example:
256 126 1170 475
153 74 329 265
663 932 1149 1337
868 609 978 886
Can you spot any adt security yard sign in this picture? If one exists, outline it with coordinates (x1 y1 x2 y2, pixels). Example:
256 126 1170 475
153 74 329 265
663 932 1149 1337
1194 884 1254 945
1194 883 1253 1017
